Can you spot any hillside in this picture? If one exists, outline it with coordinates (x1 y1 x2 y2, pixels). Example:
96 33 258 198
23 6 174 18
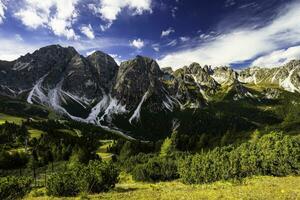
1 45 300 141
0 45 300 200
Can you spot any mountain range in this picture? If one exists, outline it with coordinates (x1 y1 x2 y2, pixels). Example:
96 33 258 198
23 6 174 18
1 45 300 140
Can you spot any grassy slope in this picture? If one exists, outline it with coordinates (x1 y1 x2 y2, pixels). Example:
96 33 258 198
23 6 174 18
96 140 114 161
25 175 300 200
0 113 25 125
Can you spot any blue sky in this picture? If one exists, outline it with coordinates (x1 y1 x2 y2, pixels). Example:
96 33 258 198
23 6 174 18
0 0 300 69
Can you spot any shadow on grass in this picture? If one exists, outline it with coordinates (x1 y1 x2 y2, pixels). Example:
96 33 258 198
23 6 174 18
114 187 140 193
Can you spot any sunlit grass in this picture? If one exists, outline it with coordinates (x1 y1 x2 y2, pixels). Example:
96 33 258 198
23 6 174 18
28 129 45 140
25 175 300 200
96 140 114 161
0 113 25 125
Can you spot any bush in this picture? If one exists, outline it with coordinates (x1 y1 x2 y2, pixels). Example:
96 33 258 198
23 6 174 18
46 160 119 196
0 176 32 200
121 153 155 173
46 171 80 197
132 157 179 182
0 150 28 170
77 161 119 193
179 132 300 184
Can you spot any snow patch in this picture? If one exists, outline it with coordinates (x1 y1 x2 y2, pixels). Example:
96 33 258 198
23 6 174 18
211 74 227 84
191 75 208 100
129 91 150 124
271 70 280 83
100 96 127 123
86 95 110 124
280 69 299 93
61 90 88 109
27 74 49 104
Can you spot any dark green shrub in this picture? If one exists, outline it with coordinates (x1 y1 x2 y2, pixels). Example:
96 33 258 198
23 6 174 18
77 160 119 193
46 160 119 196
0 176 32 200
46 171 80 197
121 153 155 173
0 150 28 170
179 132 300 184
132 157 179 182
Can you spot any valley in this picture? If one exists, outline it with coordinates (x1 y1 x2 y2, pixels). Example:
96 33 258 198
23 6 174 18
0 45 300 200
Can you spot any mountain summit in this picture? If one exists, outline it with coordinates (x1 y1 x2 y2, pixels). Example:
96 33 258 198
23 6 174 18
1 45 300 139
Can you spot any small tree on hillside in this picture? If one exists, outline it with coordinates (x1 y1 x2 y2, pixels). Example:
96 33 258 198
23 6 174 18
160 137 175 157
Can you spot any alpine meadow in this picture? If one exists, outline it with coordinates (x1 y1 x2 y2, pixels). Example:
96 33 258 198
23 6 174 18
0 0 300 199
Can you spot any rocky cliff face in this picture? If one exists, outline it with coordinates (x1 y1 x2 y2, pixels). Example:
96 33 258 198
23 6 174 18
1 45 300 138
239 60 300 93
113 56 166 112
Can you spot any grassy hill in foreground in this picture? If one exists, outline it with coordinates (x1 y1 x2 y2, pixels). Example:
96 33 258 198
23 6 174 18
24 175 300 200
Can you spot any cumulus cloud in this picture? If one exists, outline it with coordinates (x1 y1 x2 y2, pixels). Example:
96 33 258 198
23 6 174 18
90 0 152 31
158 2 300 69
14 0 79 39
80 24 95 39
0 0 7 24
0 34 129 61
251 46 300 68
130 38 144 49
161 27 175 37
0 35 41 61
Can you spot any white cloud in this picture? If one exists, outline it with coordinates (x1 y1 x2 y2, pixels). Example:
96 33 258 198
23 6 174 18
80 24 95 39
15 34 23 41
225 0 236 8
100 22 112 31
109 53 122 65
130 38 144 49
0 0 7 24
152 43 160 52
0 36 41 61
0 34 129 61
199 34 211 40
90 0 152 31
158 2 300 69
251 46 300 68
166 39 177 47
14 0 79 39
161 27 175 37
171 6 178 18
180 37 190 42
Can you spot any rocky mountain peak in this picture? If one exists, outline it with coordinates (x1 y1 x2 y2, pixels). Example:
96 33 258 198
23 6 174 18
112 56 166 111
87 51 119 93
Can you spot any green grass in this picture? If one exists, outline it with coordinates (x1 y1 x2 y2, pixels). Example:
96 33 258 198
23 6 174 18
28 129 45 140
25 175 300 200
0 113 25 125
96 140 114 161
56 129 78 137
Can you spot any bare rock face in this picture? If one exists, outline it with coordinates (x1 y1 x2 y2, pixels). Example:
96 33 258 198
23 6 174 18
239 60 300 93
87 51 119 93
0 45 77 91
61 54 101 101
2 44 300 138
212 66 238 85
112 56 166 111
